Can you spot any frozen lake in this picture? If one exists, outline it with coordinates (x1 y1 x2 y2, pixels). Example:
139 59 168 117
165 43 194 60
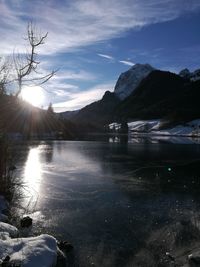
14 140 200 266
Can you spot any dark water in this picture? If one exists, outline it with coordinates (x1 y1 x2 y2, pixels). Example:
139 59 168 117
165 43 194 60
13 140 200 266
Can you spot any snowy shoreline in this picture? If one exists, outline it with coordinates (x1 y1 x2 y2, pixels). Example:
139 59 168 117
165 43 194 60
0 196 60 267
109 119 200 144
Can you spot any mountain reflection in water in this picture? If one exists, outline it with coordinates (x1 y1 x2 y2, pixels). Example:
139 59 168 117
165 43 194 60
14 140 200 267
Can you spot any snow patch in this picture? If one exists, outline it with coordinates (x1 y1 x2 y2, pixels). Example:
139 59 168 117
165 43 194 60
0 222 19 238
0 231 10 240
0 195 59 267
109 122 121 131
128 120 160 132
127 119 200 137
0 234 57 267
109 119 200 144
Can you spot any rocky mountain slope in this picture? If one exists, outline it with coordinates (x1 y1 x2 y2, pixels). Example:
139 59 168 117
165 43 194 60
73 91 120 126
59 64 200 127
114 63 155 100
116 70 189 119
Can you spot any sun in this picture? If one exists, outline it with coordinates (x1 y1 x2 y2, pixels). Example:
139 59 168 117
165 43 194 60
21 86 44 107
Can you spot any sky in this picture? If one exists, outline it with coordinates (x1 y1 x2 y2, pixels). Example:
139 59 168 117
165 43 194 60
1 0 200 112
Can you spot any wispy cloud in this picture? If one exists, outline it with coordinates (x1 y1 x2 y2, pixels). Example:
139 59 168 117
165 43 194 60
1 0 200 111
97 53 114 60
98 54 136 66
45 81 78 92
53 89 72 97
41 82 78 106
119 60 135 66
1 0 200 55
53 70 98 81
52 82 115 112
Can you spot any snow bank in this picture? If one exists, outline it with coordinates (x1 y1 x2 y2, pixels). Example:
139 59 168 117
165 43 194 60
0 222 18 238
152 120 200 137
127 119 200 137
0 234 57 267
109 120 161 132
0 195 58 267
109 122 121 131
153 125 193 136
0 231 10 240
109 119 200 143
128 120 160 132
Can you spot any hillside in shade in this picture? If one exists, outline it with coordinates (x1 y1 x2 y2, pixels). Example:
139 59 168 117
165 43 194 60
116 70 200 122
72 91 120 126
60 64 200 126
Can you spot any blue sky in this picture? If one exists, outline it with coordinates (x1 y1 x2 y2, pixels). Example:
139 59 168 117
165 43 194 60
1 0 200 111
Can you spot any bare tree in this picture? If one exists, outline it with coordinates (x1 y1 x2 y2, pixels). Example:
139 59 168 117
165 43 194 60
0 57 10 95
13 22 56 97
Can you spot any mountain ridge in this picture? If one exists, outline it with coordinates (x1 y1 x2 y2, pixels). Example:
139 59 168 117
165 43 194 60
114 63 155 100
59 63 200 127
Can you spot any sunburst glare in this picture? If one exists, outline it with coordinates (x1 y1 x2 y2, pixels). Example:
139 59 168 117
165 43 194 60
21 86 44 107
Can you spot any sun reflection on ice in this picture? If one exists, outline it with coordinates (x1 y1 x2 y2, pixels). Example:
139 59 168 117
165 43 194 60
23 147 42 205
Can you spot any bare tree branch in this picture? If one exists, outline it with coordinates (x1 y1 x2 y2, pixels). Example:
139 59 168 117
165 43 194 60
0 57 11 95
14 22 56 97
22 69 58 84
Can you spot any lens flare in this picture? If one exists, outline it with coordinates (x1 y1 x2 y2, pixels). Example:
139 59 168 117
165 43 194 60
21 86 44 107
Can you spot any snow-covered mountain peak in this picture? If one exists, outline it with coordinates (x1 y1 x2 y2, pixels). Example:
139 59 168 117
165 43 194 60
114 63 155 100
130 63 154 71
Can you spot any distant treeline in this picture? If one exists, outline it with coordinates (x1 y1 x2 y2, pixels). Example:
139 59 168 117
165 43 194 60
0 93 106 139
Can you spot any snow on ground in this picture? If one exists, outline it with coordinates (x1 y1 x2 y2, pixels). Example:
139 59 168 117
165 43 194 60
0 234 57 267
128 120 160 132
128 119 200 136
0 195 58 267
109 122 121 131
109 119 200 144
153 125 194 136
0 222 18 238
109 119 200 137
152 120 200 137
0 231 10 240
